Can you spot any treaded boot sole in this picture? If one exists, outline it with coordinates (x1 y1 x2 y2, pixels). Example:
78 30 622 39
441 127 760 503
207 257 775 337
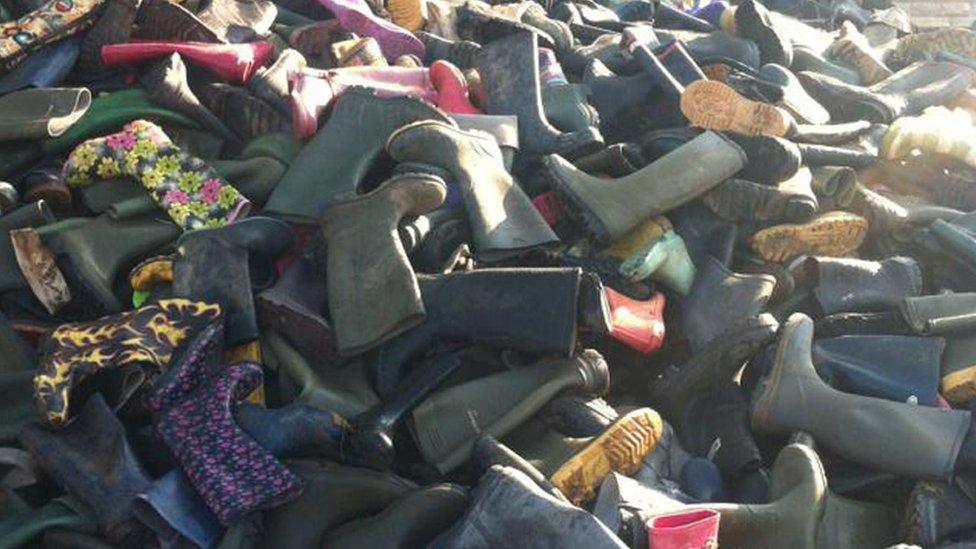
902 481 943 546
680 80 793 137
749 211 867 263
942 364 976 406
550 408 663 504
388 0 426 32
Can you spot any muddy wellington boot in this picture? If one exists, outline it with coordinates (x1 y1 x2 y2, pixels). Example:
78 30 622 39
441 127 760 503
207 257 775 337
20 394 153 547
662 442 899 549
318 173 446 356
14 212 180 314
260 460 417 549
264 88 451 224
545 131 745 245
411 348 610 473
322 484 470 549
387 119 559 260
371 267 585 397
751 314 972 479
478 30 603 158
171 217 293 346
812 334 942 405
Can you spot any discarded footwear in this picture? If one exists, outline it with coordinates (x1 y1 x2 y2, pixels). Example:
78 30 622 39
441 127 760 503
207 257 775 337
750 211 868 263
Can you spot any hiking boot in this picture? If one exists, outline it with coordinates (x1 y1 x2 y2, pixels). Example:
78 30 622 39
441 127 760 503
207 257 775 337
387 119 558 260
478 30 603 158
750 313 971 479
750 211 868 263
545 131 745 245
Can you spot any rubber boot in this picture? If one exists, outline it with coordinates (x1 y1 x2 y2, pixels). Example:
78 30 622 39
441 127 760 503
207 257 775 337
313 0 425 62
195 0 277 43
0 88 90 141
671 442 899 548
655 3 714 32
263 330 381 419
410 348 610 473
386 119 559 261
140 53 239 145
0 200 54 296
32 298 220 427
573 143 646 177
478 30 603 158
647 509 720 549
751 314 972 479
346 352 463 470
473 435 569 502
321 484 470 549
602 216 695 294
19 393 153 547
813 334 942 405
147 322 303 524
236 402 348 459
0 37 80 96
545 131 744 244
75 0 140 77
193 81 291 143
455 1 557 50
371 267 584 397
264 88 451 224
255 257 334 361
318 173 444 356
171 217 292 346
248 48 307 117
132 469 221 549
802 256 922 315
261 459 416 549
132 0 223 42
898 293 976 335
903 480 976 547
702 177 816 225
539 48 598 133
101 41 275 84
0 0 103 74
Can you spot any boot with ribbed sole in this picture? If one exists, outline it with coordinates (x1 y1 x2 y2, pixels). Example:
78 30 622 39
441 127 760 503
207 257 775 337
545 131 745 245
750 211 868 263
751 314 972 480
680 79 796 137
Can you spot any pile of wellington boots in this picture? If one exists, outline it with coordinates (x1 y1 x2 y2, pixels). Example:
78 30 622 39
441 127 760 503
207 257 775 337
4 0 976 545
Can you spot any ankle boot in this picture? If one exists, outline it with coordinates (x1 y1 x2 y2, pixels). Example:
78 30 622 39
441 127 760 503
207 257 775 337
140 53 238 145
478 30 603 158
318 173 446 356
20 394 153 546
682 256 776 352
545 131 745 245
371 267 584 397
132 469 221 549
263 460 417 549
0 0 103 74
236 402 348 459
411 349 610 473
387 119 559 260
101 41 275 84
813 334 942 405
323 484 469 549
16 213 180 314
434 465 628 547
0 201 54 296
797 61 975 123
147 322 303 524
313 0 425 62
803 256 922 315
170 217 293 346
665 442 899 548
264 330 381 419
265 89 451 224
32 298 220 427
346 352 463 469
751 313 972 479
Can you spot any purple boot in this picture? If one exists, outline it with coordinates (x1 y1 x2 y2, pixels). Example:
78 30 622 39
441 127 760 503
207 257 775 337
316 0 424 62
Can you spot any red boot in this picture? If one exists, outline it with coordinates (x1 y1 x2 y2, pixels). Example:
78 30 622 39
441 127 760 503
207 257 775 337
430 60 481 115
647 509 720 549
605 288 666 355
101 41 274 84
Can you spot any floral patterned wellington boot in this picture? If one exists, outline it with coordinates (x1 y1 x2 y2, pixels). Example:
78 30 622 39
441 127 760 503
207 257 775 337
62 119 250 230
147 321 304 524
33 298 221 427
0 0 103 75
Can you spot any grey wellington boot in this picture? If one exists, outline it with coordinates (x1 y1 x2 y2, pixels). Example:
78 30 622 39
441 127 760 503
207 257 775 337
751 314 972 479
318 173 446 356
260 460 417 549
544 131 745 244
410 348 610 473
673 442 898 549
386 119 559 261
478 30 603 158
321 484 469 549
801 256 922 315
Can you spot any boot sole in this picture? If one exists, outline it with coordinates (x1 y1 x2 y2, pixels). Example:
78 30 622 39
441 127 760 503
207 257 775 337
750 211 868 263
550 408 662 504
388 0 426 32
902 481 943 546
942 365 976 406
680 79 792 137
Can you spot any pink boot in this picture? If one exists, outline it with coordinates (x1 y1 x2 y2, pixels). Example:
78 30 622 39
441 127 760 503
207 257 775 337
101 41 274 84
289 66 437 139
605 289 666 355
430 60 481 114
647 509 720 549
315 0 424 62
